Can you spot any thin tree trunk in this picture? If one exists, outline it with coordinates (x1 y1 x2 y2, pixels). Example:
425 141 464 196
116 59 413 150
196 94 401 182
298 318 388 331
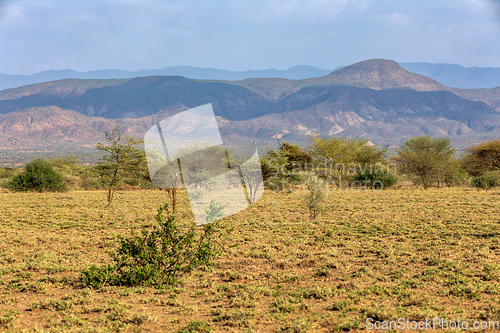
172 188 177 213
108 165 119 204
168 172 178 213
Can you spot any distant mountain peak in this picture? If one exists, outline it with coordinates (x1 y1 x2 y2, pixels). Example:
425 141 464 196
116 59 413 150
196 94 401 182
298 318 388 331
333 59 401 72
316 58 447 91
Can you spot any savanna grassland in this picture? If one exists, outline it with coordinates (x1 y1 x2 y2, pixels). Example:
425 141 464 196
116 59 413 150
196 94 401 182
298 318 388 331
1 186 500 332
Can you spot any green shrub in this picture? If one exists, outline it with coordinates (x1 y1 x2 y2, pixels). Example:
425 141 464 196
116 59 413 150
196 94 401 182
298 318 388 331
444 163 470 187
123 178 140 187
80 176 100 190
204 200 226 224
352 169 397 189
303 175 327 220
48 156 80 172
471 171 500 190
0 167 16 179
81 204 227 288
48 156 87 190
6 158 65 192
180 320 213 333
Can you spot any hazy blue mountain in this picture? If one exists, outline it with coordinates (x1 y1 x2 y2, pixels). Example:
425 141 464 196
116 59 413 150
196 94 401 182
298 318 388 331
0 65 337 91
3 62 499 91
400 63 500 89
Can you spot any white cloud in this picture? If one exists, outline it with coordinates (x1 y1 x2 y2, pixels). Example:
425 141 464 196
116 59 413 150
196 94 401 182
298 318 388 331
390 12 410 26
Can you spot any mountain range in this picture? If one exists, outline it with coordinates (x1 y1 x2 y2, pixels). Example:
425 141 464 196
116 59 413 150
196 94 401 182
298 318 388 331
0 65 338 92
399 63 500 89
1 59 500 166
2 62 500 92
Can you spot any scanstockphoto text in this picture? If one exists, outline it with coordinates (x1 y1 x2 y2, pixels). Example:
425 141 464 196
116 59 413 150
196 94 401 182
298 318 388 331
366 317 500 330
264 160 398 193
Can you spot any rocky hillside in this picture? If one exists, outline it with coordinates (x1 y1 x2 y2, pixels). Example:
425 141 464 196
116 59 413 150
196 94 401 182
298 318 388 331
0 59 499 151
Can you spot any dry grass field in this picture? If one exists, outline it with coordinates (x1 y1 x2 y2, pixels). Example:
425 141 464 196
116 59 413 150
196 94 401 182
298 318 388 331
1 186 500 332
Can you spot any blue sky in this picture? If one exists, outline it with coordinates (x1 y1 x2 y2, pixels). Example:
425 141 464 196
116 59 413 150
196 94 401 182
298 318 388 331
0 0 499 74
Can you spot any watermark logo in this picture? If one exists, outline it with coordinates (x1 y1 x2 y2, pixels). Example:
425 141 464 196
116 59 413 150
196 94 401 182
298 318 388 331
144 103 264 225
366 317 500 330
264 157 398 194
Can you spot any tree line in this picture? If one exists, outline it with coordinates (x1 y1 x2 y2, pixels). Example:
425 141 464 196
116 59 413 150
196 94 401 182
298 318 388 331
262 135 500 191
2 124 500 201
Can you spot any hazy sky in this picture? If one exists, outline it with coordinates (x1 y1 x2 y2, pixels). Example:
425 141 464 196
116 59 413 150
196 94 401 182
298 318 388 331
0 0 499 74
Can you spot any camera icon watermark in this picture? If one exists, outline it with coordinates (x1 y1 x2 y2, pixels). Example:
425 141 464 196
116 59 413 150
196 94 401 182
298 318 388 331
144 103 264 225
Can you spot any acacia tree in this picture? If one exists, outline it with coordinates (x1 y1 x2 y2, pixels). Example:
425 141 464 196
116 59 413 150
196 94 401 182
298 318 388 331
396 135 454 189
461 139 500 177
95 124 144 204
277 141 313 171
307 135 370 181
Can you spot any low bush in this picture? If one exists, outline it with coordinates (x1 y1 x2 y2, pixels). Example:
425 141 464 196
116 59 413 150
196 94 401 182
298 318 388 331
0 167 16 179
303 175 327 220
443 159 470 187
6 158 66 192
471 171 500 190
81 204 227 288
352 170 398 189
